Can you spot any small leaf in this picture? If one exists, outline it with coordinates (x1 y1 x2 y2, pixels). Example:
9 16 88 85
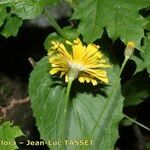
145 16 150 31
122 72 150 107
11 0 61 20
131 35 150 74
130 55 144 74
11 0 44 20
0 121 23 150
0 5 7 27
121 118 134 126
44 27 79 50
142 36 150 73
1 15 22 38
44 32 63 50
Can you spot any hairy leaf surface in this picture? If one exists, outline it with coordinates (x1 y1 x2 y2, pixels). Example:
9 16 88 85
29 56 124 150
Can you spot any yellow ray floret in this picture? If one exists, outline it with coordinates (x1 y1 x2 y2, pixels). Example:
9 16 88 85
48 38 110 85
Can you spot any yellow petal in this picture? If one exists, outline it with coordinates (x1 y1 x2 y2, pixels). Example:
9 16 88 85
91 79 97 86
65 74 69 82
99 77 109 84
48 38 110 85
58 43 71 59
49 68 59 75
72 40 85 62
51 41 59 49
85 76 90 83
78 76 85 83
66 40 72 45
86 44 101 57
60 71 66 77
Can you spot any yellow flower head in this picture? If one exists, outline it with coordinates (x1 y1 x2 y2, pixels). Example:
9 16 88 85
48 38 110 86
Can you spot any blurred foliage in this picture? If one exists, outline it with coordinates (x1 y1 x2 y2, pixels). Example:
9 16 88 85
0 121 23 150
0 0 60 37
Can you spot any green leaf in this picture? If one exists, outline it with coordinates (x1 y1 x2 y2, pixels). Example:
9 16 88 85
142 36 150 73
0 0 12 5
45 0 61 5
1 15 22 38
130 55 144 74
11 0 61 20
145 141 150 150
122 72 150 107
121 118 134 126
44 32 63 50
72 0 150 48
0 5 7 27
131 35 150 74
0 121 23 150
29 56 124 150
11 0 45 20
145 16 150 31
44 27 79 50
63 27 80 40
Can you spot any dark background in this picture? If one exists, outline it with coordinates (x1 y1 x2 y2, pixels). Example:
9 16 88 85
0 5 150 150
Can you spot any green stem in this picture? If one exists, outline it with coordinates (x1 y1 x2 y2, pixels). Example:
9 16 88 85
120 57 150 132
89 58 127 138
124 114 150 131
62 79 73 149
43 9 68 39
65 80 73 115
119 56 129 76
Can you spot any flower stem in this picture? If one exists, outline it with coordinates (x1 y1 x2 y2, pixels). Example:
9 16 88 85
43 9 68 39
62 79 73 149
124 114 150 131
119 56 129 76
120 56 150 132
65 80 73 115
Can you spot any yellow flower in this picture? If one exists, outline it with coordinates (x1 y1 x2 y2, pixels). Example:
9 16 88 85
48 38 110 86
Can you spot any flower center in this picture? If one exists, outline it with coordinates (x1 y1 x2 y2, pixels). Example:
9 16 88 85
68 62 85 81
70 62 85 71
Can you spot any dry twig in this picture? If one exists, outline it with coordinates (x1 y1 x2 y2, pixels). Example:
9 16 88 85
28 57 36 68
0 97 30 119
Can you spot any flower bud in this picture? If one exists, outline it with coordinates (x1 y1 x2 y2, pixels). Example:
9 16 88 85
124 42 135 59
